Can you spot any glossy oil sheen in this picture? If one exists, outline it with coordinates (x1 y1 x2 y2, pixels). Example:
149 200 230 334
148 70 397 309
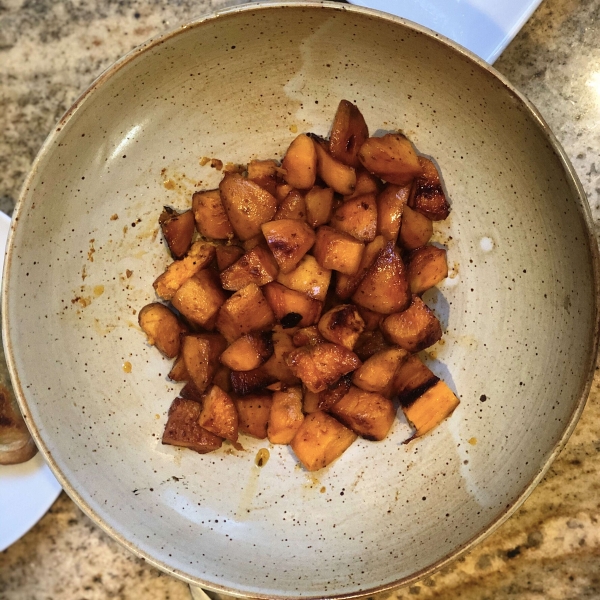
3 3 599 599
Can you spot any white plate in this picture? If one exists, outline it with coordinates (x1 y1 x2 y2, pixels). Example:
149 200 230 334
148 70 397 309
0 211 61 552
348 0 544 62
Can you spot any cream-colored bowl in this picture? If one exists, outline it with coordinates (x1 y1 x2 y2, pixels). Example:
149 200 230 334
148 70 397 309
4 2 599 598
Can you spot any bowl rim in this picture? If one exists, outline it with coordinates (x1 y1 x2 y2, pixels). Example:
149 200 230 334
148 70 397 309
4 2 600 598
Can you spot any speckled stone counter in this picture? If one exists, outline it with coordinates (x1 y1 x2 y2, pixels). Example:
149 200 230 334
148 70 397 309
1 0 600 598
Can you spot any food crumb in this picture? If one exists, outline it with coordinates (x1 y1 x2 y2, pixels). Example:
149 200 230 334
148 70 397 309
289 124 298 133
468 437 477 445
255 448 270 467
126 269 133 278
93 285 104 297
210 158 223 170
320 486 326 493
163 179 176 190
122 361 132 373
110 214 119 221
199 156 210 166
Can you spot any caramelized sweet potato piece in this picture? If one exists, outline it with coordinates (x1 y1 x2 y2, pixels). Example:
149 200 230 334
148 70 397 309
263 282 323 328
220 245 279 291
275 183 293 203
355 305 384 331
352 347 409 397
274 189 307 221
409 157 450 221
381 295 442 352
220 331 273 371
162 397 223 454
215 245 245 271
159 207 195 258
213 365 232 393
392 354 439 406
329 385 396 441
234 393 273 438
290 411 357 471
181 333 228 394
261 219 315 274
377 183 412 242
216 283 275 342
168 354 189 381
192 190 234 240
219 172 278 240
403 380 459 437
281 133 317 190
317 374 352 410
358 133 422 185
247 159 279 196
399 205 433 250
292 325 326 347
351 241 411 314
331 192 377 242
138 302 186 358
344 170 381 201
268 387 305 444
329 99 369 167
407 245 448 295
230 365 278 396
353 329 389 362
286 342 361 393
313 226 365 276
276 255 331 302
317 304 365 350
153 241 215 300
198 384 238 442
312 135 356 195
262 330 301 385
171 269 227 330
305 186 334 228
303 389 320 414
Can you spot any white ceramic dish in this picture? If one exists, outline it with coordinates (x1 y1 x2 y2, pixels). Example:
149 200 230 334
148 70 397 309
3 3 598 598
348 0 544 62
0 211 61 552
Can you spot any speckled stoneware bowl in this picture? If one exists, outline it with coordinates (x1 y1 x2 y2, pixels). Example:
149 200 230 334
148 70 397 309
4 2 599 598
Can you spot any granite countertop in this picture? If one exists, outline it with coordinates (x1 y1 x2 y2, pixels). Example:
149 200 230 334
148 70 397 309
1 0 600 598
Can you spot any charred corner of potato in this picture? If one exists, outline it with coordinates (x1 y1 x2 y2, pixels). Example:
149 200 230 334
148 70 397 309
143 98 460 471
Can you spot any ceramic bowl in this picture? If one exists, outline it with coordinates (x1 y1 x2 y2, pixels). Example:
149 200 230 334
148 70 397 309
4 2 599 598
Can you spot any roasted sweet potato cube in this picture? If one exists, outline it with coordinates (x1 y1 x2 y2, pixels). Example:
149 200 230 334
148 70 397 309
392 354 439 406
276 255 331 302
216 283 275 343
408 157 450 221
313 226 364 276
344 170 381 201
292 325 326 347
219 172 278 240
181 333 227 394
198 384 238 442
234 394 273 438
358 133 422 185
355 305 384 331
317 374 352 410
351 241 411 314
268 387 305 444
331 192 377 242
213 365 232 393
303 389 320 414
230 365 278 396
215 245 245 271
329 99 370 168
407 245 448 295
192 190 234 240
162 397 223 454
403 380 459 436
220 245 279 291
153 241 215 300
312 135 356 195
247 159 279 196
261 219 316 274
352 347 409 396
290 411 357 471
168 354 189 381
262 330 301 385
377 183 412 242
159 207 195 259
317 304 365 350
353 329 389 361
282 134 317 190
399 205 433 250
382 296 442 352
242 234 267 252
276 183 293 203
274 189 307 221
286 342 361 393
220 331 273 371
179 381 203 403
329 386 396 441
263 282 323 328
138 302 186 358
305 186 334 228
171 269 227 330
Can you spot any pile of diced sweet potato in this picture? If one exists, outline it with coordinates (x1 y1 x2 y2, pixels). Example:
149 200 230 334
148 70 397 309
139 100 459 471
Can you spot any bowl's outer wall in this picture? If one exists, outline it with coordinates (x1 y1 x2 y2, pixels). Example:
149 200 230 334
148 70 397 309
4 3 598 598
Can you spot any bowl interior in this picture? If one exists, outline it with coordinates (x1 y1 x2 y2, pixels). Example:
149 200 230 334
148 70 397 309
4 3 597 598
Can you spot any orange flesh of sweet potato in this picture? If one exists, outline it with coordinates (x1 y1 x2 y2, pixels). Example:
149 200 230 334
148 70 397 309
198 384 239 442
399 205 433 250
353 329 389 361
329 99 370 168
409 156 450 221
263 282 323 328
162 397 223 453
268 387 305 444
407 245 448 295
376 183 412 242
181 333 228 394
261 219 316 274
247 159 279 196
276 255 331 302
352 347 409 396
312 136 357 195
192 189 234 240
403 380 459 437
230 365 278 396
215 245 245 271
220 331 273 371
159 207 195 259
317 374 352 410
234 394 273 439
305 186 334 228
381 295 442 352
317 304 365 350
168 354 189 382
274 189 307 221
138 302 186 358
329 385 396 441
282 133 318 190
292 325 326 347
331 192 378 242
313 226 365 276
220 245 279 291
344 170 381 201
262 330 301 385
392 354 439 407
290 411 357 471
